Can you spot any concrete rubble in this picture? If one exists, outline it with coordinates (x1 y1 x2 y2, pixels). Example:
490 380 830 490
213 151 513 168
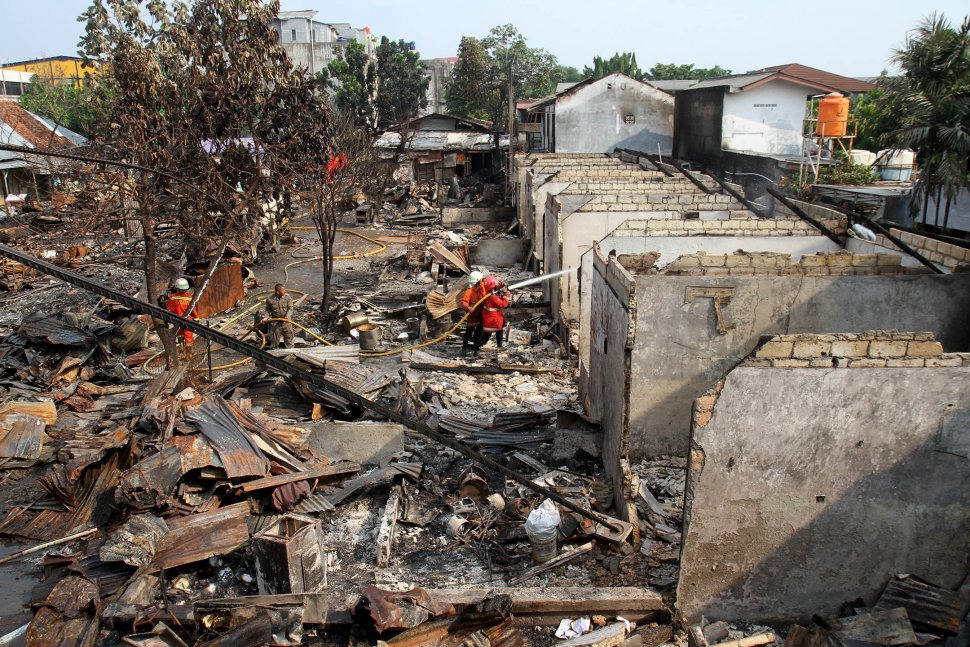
0 147 968 647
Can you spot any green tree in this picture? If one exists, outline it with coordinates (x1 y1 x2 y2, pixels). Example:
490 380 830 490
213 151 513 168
446 36 496 121
647 63 731 80
323 40 377 132
582 52 643 80
881 13 970 229
375 37 429 132
18 75 109 138
554 65 584 83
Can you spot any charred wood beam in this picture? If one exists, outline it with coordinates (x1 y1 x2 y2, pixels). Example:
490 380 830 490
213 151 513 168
0 243 622 533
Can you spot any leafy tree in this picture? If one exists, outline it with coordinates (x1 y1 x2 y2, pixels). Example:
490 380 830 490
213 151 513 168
375 37 429 135
79 0 333 368
448 25 559 129
851 75 898 151
647 63 731 81
583 52 643 80
554 65 585 83
446 36 497 121
323 40 377 132
18 75 109 138
880 13 970 230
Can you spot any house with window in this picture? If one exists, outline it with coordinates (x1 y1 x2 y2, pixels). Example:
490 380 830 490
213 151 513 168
271 11 375 76
521 73 674 154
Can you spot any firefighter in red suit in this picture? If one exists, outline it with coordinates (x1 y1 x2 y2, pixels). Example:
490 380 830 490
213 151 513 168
475 275 510 353
165 278 196 346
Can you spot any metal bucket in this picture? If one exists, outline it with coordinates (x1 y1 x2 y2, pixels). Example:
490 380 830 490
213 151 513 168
405 317 420 338
358 323 381 351
341 311 369 333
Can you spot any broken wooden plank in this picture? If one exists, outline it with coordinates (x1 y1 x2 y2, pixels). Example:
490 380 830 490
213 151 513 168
375 484 403 568
708 634 777 647
828 609 917 646
0 528 98 566
147 502 251 572
509 541 593 585
873 576 963 635
232 462 360 495
559 622 629 646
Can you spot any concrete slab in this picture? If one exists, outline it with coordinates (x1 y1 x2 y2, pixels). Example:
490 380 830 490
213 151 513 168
471 239 524 267
306 422 404 465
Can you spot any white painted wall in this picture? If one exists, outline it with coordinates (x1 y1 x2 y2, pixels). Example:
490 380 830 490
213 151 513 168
722 80 809 156
577 233 840 383
555 74 674 153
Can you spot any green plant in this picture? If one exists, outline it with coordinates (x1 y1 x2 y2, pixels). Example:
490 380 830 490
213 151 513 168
816 160 880 185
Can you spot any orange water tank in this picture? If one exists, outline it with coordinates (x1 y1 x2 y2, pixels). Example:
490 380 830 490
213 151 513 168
816 92 850 137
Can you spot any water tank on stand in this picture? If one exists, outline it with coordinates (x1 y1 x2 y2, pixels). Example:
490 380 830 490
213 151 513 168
816 93 851 137
877 149 915 182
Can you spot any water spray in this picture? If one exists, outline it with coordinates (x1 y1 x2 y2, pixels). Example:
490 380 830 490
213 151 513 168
506 267 575 291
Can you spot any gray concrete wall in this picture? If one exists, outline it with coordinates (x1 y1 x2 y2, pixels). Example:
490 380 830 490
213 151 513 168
678 364 970 623
555 74 674 154
441 207 515 227
588 247 637 519
577 234 839 389
625 273 970 458
470 238 524 268
629 273 970 458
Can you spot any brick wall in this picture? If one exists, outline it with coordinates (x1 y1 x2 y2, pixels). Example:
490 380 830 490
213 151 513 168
662 251 924 276
577 192 743 212
745 331 970 368
883 228 970 271
612 215 841 237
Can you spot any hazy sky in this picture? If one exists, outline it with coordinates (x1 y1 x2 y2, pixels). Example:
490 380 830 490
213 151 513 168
2 1 967 77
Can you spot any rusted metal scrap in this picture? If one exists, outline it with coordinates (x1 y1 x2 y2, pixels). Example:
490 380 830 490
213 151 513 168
252 516 327 595
117 434 222 511
385 593 526 647
0 413 45 459
147 501 252 572
182 397 270 479
26 575 101 647
356 585 457 633
100 514 169 567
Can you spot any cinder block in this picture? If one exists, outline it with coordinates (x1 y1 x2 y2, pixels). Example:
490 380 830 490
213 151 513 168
925 356 963 367
771 358 811 368
756 341 794 359
809 357 835 368
725 255 751 267
869 340 908 358
848 358 888 368
831 340 869 357
876 253 902 266
851 254 878 267
800 255 827 267
699 255 726 267
826 253 853 267
886 358 926 367
793 341 831 359
906 340 944 357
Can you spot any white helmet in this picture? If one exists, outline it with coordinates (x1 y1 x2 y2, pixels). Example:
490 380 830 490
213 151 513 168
174 278 190 291
468 270 484 285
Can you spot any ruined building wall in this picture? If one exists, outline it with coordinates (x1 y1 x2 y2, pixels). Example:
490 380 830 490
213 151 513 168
677 333 970 623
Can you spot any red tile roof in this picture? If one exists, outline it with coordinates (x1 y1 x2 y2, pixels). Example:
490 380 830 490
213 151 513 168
751 64 876 94
0 101 75 149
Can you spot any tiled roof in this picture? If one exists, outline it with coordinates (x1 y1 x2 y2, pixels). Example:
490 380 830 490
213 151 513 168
0 101 76 149
751 64 877 94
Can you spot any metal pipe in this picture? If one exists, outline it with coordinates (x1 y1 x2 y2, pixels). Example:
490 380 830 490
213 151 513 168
0 242 622 532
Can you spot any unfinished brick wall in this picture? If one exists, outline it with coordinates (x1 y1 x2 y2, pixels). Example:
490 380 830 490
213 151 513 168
577 192 743 212
876 228 970 271
661 251 925 276
746 331 970 368
611 215 842 237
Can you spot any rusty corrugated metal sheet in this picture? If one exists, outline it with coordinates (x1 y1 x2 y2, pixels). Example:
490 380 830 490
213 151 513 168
0 413 45 458
183 397 269 479
194 263 244 319
874 576 963 635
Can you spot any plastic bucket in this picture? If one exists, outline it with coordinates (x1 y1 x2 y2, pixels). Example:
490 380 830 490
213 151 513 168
528 528 558 563
358 323 381 350
406 317 420 338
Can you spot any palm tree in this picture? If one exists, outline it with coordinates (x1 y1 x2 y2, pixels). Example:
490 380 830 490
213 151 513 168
883 13 970 231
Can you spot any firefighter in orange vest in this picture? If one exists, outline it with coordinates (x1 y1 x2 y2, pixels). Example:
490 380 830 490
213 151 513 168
165 278 196 345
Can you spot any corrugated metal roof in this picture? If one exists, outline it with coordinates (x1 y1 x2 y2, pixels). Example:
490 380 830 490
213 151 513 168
649 79 698 92
375 130 509 152
683 72 777 91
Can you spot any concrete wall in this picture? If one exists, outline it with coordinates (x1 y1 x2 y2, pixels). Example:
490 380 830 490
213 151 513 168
623 272 970 458
577 234 839 388
554 74 674 154
588 248 638 520
678 360 970 623
722 81 808 156
441 206 514 227
470 238 524 268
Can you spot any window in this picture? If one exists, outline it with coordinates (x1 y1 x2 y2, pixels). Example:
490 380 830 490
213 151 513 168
624 114 636 125
291 29 297 42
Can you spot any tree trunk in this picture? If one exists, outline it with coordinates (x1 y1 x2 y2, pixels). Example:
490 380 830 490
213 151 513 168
942 194 952 235
142 206 181 371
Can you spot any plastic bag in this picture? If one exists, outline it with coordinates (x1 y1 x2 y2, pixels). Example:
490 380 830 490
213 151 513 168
524 498 561 541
